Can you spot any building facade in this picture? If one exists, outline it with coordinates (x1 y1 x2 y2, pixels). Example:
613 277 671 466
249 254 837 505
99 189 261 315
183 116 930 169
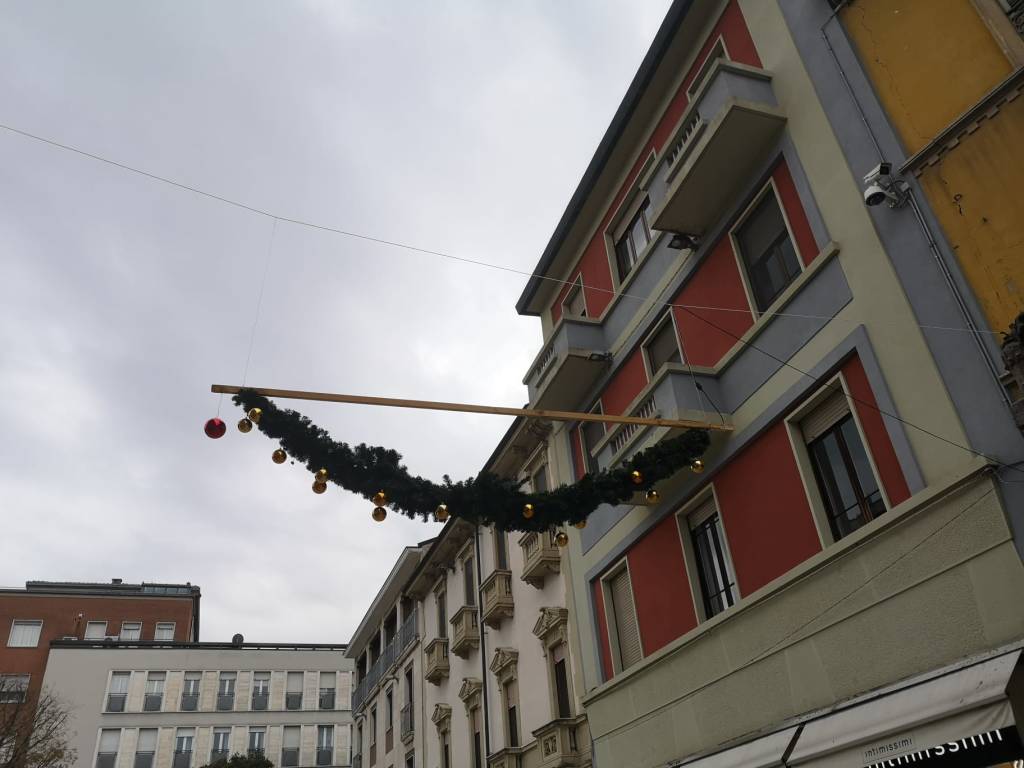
512 1 1024 766
0 580 200 708
40 642 353 768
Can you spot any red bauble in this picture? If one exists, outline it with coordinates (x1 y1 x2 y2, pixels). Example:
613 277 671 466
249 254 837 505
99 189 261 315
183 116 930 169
204 418 227 439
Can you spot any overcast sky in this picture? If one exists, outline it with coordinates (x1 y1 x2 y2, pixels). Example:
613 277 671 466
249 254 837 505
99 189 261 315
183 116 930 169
0 1 671 642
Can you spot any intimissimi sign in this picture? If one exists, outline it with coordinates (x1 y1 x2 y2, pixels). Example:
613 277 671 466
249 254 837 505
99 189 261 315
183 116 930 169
864 727 1023 768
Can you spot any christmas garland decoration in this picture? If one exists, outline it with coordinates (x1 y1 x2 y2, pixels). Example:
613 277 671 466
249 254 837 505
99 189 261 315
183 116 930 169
220 389 710 533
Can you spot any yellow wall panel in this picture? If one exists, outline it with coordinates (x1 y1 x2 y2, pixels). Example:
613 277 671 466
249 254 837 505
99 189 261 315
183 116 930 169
917 96 1024 332
841 0 1012 153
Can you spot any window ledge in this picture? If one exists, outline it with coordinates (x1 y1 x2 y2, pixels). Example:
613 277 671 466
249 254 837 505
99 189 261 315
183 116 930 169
582 457 994 706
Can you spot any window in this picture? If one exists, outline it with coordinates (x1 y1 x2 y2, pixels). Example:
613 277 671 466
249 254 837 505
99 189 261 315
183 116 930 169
252 672 270 710
470 706 482 768
97 729 121 768
85 621 107 640
804 393 886 541
181 672 201 710
436 590 447 639
217 672 236 710
614 198 652 282
735 189 800 312
440 730 451 768
143 672 165 711
494 529 508 571
319 671 336 710
405 752 415 768
135 729 158 768
386 689 394 732
282 727 300 768
688 497 737 619
119 622 142 641
211 728 231 760
463 556 476 607
504 679 519 748
605 565 642 672
370 705 378 745
561 277 587 318
248 728 266 757
580 404 606 474
531 463 549 493
0 674 30 703
107 672 130 711
686 37 729 98
174 729 194 768
316 726 334 766
643 314 682 375
154 622 175 641
552 643 572 718
286 671 303 709
8 620 42 647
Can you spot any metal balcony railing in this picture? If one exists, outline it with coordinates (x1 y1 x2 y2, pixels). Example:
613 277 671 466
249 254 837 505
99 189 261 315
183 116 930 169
133 752 155 768
352 608 419 711
106 693 126 712
216 693 234 711
247 749 265 759
180 692 198 711
252 691 269 710
96 753 117 768
142 693 162 712
319 689 335 710
209 750 229 763
281 748 299 768
285 692 302 710
316 748 333 766
172 751 192 768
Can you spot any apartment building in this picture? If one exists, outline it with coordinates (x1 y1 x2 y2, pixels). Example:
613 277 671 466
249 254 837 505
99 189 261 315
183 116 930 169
510 1 1024 766
0 580 200 708
348 423 590 768
40 640 353 768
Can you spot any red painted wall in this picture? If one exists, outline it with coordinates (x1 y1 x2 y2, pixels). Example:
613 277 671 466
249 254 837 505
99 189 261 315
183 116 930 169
626 515 698 655
601 348 649 415
842 356 911 506
549 0 762 324
773 161 819 265
593 580 615 681
672 237 754 367
714 421 823 595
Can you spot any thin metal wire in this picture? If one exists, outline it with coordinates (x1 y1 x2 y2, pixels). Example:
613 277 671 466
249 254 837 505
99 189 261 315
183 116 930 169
241 217 279 387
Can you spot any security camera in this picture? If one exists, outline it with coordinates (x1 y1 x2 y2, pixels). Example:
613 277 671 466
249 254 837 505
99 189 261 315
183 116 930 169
861 162 908 208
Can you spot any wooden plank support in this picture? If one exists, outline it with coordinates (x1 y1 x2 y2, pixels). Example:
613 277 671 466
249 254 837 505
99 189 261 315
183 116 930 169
211 384 733 431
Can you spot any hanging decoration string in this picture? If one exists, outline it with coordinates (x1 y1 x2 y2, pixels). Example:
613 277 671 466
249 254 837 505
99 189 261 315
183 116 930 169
227 389 710 533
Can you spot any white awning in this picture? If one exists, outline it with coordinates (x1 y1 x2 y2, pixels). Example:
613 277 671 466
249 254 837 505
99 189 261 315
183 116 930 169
671 726 799 768
788 649 1022 768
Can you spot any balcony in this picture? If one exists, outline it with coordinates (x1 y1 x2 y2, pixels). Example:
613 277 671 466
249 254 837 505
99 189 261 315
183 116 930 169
285 692 302 710
281 749 299 768
533 716 591 768
180 692 198 711
480 570 514 629
352 608 419 712
449 605 480 658
651 60 786 236
400 702 414 744
316 748 333 766
424 637 450 684
523 317 608 410
142 693 162 712
106 693 126 712
319 689 336 710
520 531 561 588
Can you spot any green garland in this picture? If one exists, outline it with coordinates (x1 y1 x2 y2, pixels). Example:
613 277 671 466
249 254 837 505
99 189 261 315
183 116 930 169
232 390 710 532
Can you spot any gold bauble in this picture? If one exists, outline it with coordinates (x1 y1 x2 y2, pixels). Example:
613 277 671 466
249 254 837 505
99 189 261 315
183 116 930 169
523 503 535 519
434 503 450 522
372 490 388 507
312 480 328 494
645 489 660 504
272 449 287 464
555 531 570 547
315 468 329 482
247 407 262 424
630 469 643 485
237 418 253 434
574 519 587 529
690 459 705 474
372 506 388 522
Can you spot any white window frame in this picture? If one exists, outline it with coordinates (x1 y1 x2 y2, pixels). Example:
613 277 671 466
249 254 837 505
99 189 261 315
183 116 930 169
0 674 30 703
729 178 805 319
599 558 643 674
640 311 684 379
578 402 606 475
560 275 588 319
686 35 731 99
7 619 43 648
676 486 740 623
153 622 175 641
119 621 142 641
84 621 108 640
602 152 659 292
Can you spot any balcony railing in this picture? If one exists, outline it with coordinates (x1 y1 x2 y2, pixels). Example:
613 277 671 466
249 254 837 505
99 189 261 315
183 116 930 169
142 693 162 712
172 751 192 768
523 318 608 410
450 605 480 658
520 531 561 589
481 570 514 629
216 693 234 711
607 395 658 457
247 749 265 760
281 749 299 768
400 702 414 743
424 637 450 684
106 693 126 712
96 753 117 768
209 750 229 763
252 691 269 710
316 748 333 766
352 608 419 711
180 692 198 711
319 689 336 710
285 692 302 710
133 752 155 768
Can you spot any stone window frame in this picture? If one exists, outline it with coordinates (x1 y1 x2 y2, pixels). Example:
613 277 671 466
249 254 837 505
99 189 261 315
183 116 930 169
489 649 520 749
532 608 573 719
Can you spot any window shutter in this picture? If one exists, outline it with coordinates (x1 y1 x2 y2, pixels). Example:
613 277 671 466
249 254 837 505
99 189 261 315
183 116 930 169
137 730 158 752
608 569 642 670
801 389 850 443
687 496 719 528
99 730 121 753
286 672 303 693
284 727 300 749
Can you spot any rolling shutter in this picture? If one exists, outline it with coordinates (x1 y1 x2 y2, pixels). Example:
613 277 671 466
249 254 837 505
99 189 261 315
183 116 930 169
608 568 642 670
801 389 850 443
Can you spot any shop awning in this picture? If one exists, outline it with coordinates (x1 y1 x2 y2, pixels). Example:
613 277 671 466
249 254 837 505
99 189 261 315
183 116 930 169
787 649 1023 768
671 726 799 768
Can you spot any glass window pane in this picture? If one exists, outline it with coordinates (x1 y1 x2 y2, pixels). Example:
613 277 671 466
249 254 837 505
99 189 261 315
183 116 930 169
85 622 107 640
738 194 800 311
645 319 682 373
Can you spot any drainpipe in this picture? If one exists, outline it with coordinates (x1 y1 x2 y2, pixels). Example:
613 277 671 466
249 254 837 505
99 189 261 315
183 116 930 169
821 9 1012 410
474 524 492 762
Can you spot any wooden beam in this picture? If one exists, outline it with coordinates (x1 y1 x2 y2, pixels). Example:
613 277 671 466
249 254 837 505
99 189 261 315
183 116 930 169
211 384 733 431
